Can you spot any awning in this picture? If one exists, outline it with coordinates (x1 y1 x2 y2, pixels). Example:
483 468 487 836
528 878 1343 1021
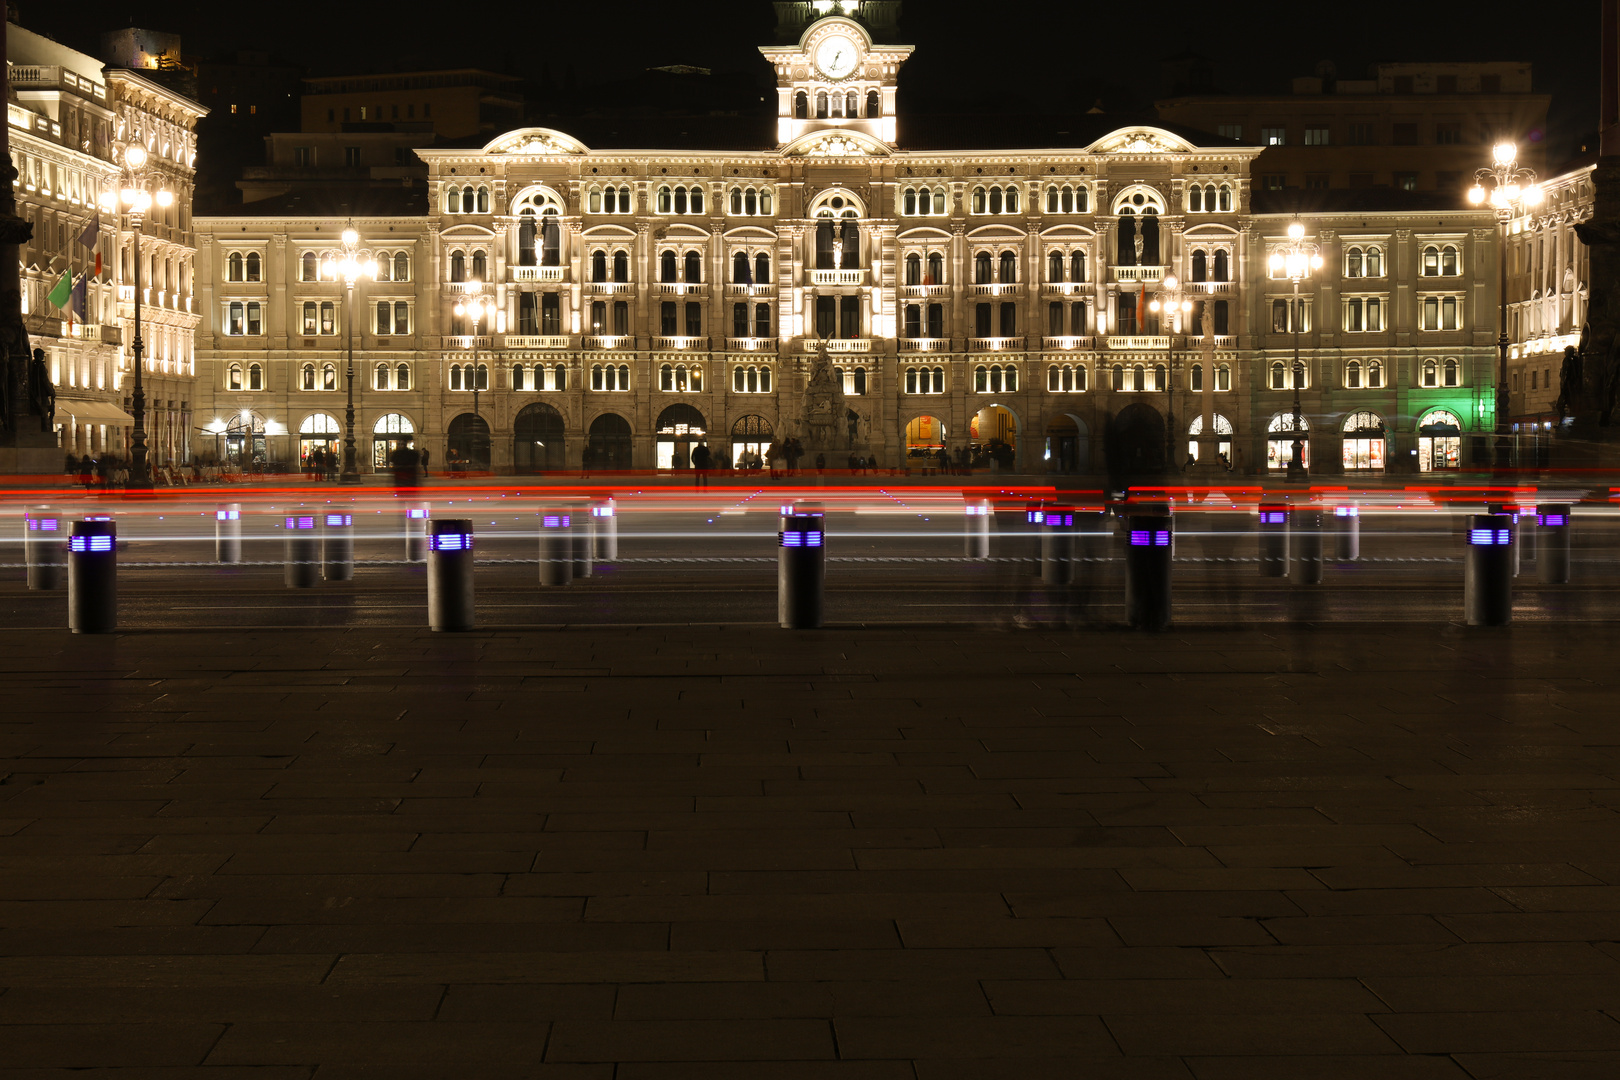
59 400 135 424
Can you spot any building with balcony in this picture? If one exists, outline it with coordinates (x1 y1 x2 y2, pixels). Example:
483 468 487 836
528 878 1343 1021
190 3 1507 477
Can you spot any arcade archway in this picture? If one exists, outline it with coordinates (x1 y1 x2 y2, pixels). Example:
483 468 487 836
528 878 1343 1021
514 402 565 473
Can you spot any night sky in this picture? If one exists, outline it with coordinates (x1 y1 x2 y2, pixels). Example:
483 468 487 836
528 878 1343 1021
20 0 1601 163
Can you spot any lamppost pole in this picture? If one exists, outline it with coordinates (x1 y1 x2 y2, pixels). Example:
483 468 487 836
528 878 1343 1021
1469 143 1541 470
1149 274 1192 471
453 285 489 469
1268 218 1322 482
108 144 171 490
336 224 374 484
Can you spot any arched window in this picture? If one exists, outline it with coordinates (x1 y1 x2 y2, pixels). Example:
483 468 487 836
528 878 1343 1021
1441 245 1459 275
1213 250 1229 282
395 363 411 390
1048 251 1064 282
1365 246 1383 276
301 251 317 281
449 250 465 283
588 187 602 214
795 90 808 118
227 252 243 281
908 253 924 285
1271 361 1286 389
1367 359 1384 387
1346 359 1362 388
476 186 489 213
1422 358 1438 386
374 362 389 390
248 363 263 391
1187 184 1202 213
554 363 567 390
1191 249 1207 282
592 250 608 282
1070 250 1085 283
974 252 992 284
1346 246 1364 277
998 250 1017 283
228 363 242 390
971 186 987 214
301 363 315 390
928 252 945 284
656 185 672 214
816 91 828 118
1153 364 1167 392
903 187 917 216
733 251 750 283
755 252 770 284
1422 245 1440 276
470 250 486 281
1217 184 1232 212
1131 364 1146 392
450 365 463 391
846 90 858 115
683 250 702 283
866 89 880 117
446 185 460 213
660 363 673 391
512 364 526 391
322 363 336 390
614 250 630 282
660 250 677 283
1444 357 1459 386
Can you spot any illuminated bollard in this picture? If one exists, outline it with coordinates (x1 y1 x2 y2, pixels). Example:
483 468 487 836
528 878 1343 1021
404 504 430 563
24 507 63 590
1464 513 1514 627
1125 514 1173 632
1040 507 1076 585
964 498 991 560
591 498 618 561
1290 508 1323 585
322 512 354 581
571 507 594 579
1257 501 1289 577
1487 502 1523 577
778 512 825 629
1537 503 1572 584
1333 504 1360 561
68 518 116 634
283 513 319 588
426 519 475 632
538 510 572 586
215 503 242 564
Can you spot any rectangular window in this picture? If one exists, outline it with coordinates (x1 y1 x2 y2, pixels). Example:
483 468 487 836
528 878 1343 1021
905 303 921 338
926 303 944 338
1263 174 1286 191
975 302 992 337
1304 126 1329 146
518 293 538 335
815 296 835 338
613 300 629 336
1392 123 1419 145
394 302 409 335
376 300 391 335
1394 171 1419 191
320 302 335 335
295 146 312 166
1305 173 1329 190
1436 122 1463 144
839 296 860 338
733 302 748 338
1261 127 1286 146
1347 122 1374 146
685 301 703 336
541 293 561 335
345 146 361 167
1216 123 1242 140
754 303 770 338
302 301 317 335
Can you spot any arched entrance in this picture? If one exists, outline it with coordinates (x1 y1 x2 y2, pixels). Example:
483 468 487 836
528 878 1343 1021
970 404 1018 468
513 402 565 473
226 411 266 472
1417 408 1462 471
298 413 339 471
1266 412 1310 472
371 413 415 471
1187 413 1233 464
731 414 772 466
656 403 706 469
1106 401 1165 480
446 413 490 471
1044 414 1089 474
588 413 633 470
904 414 946 464
1342 411 1387 472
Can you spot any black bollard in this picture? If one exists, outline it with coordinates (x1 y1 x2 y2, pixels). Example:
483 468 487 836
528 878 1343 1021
964 498 990 560
404 504 429 563
1487 502 1523 577
1464 513 1514 626
67 518 116 633
284 513 319 588
778 511 825 629
1125 514 1172 631
215 503 242 564
426 518 475 631
1040 507 1076 585
1333 504 1360 561
538 510 572 586
1537 503 1571 584
322 512 354 581
1290 508 1323 585
591 498 618 561
1257 501 1289 577
24 507 63 590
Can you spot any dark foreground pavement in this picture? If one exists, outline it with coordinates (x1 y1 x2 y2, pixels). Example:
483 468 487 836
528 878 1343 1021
1 623 1618 1079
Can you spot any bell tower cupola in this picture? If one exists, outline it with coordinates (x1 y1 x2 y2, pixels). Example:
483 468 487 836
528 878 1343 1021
760 5 912 148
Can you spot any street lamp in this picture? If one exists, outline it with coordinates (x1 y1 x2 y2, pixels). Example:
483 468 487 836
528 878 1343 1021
1267 219 1323 481
331 224 376 484
1469 142 1542 468
103 142 173 489
452 284 490 469
1149 273 1193 469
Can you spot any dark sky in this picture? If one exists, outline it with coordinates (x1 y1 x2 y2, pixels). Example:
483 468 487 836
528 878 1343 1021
20 0 1602 162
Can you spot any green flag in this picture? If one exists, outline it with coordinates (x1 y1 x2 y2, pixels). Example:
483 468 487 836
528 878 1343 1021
46 269 71 309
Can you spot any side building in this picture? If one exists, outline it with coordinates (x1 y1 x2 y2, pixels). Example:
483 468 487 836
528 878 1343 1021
192 12 1504 477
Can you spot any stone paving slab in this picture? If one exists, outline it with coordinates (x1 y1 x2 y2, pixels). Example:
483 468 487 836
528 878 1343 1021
1 624 1619 1076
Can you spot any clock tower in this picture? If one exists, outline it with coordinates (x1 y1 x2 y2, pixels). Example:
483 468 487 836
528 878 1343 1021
760 10 913 148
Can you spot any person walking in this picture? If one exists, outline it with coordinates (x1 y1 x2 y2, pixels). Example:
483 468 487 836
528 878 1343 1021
79 454 94 491
420 448 431 478
691 441 711 488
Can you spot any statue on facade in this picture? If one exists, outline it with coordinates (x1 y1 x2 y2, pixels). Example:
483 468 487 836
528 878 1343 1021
27 348 53 431
797 336 845 452
1573 219 1620 427
846 407 862 450
1554 345 1583 421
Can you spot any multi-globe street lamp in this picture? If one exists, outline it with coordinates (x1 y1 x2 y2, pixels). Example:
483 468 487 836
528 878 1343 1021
452 285 491 468
102 143 173 489
326 224 375 484
1468 142 1542 467
1268 219 1323 481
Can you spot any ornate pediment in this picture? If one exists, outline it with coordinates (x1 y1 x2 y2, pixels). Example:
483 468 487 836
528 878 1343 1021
1087 127 1197 155
783 131 888 159
482 128 589 156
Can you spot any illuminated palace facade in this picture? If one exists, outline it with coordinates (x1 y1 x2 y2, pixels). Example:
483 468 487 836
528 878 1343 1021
194 11 1504 476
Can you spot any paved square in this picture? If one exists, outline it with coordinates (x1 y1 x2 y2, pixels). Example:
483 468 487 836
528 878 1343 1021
1 623 1618 1078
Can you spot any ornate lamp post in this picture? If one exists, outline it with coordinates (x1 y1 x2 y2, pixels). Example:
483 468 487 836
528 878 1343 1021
1268 219 1323 481
1149 273 1193 469
330 225 375 484
1469 143 1542 467
452 285 490 468
105 143 173 489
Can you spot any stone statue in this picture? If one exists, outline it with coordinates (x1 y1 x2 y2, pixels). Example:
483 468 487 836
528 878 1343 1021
27 348 53 432
1573 217 1620 426
846 407 862 450
797 336 846 452
1555 345 1583 421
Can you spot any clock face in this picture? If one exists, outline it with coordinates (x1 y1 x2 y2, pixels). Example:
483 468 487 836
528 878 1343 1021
815 35 858 79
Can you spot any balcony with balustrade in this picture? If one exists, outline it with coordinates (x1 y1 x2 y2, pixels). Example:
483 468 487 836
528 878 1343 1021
968 337 1027 352
971 283 1023 298
1187 280 1233 295
503 335 571 350
1112 266 1165 283
810 268 867 286
899 337 951 353
656 282 708 297
653 336 709 351
511 265 567 283
819 338 872 353
726 337 778 352
898 284 950 299
1041 281 1093 297
582 335 633 350
1107 335 1171 350
1041 336 1096 351
444 335 493 349
582 281 635 295
724 283 775 298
